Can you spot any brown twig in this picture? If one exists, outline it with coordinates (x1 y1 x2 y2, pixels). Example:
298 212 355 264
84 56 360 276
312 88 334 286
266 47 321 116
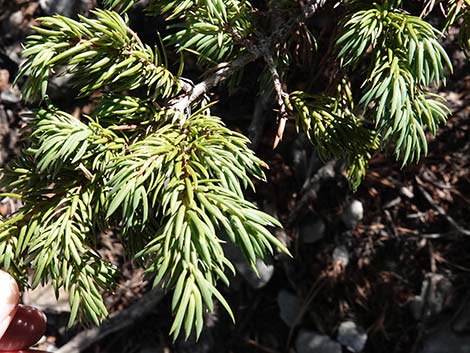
264 53 289 148
416 178 470 236
109 124 138 130
286 160 338 227
244 339 282 353
285 276 327 351
169 0 329 114
78 163 93 180
127 27 145 49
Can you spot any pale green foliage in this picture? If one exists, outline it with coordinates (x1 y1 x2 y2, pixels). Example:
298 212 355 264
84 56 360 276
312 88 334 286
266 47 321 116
288 84 379 190
166 2 253 64
335 2 452 165
102 0 137 13
18 9 179 101
443 0 470 56
105 111 287 339
104 0 253 64
0 106 120 326
2 9 288 339
0 0 458 341
154 0 253 65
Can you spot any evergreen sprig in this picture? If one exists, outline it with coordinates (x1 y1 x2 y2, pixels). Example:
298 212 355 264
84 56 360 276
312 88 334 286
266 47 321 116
164 0 253 64
104 0 254 64
105 110 287 338
1 102 288 339
288 84 379 190
1 7 290 338
442 0 470 56
17 9 179 101
336 2 452 165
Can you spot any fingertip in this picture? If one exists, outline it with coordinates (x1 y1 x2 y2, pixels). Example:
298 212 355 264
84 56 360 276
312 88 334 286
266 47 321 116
0 270 20 338
0 270 20 306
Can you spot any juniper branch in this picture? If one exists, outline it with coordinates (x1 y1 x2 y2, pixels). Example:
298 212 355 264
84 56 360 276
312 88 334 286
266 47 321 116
263 53 289 148
169 0 330 113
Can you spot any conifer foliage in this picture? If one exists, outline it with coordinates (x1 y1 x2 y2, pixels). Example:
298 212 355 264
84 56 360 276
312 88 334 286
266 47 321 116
0 0 461 339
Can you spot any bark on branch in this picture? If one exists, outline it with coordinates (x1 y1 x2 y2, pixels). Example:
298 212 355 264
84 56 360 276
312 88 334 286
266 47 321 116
264 53 289 148
170 0 330 113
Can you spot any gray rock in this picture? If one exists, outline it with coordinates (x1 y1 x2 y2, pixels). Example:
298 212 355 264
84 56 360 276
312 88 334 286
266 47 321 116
299 215 325 244
277 290 302 327
410 273 451 321
410 296 425 321
452 293 470 333
8 11 23 27
223 241 274 289
420 321 470 353
292 148 309 183
333 245 349 268
341 199 364 229
44 344 59 352
39 0 76 16
0 89 21 104
23 283 70 313
337 321 367 352
240 257 274 289
295 330 341 353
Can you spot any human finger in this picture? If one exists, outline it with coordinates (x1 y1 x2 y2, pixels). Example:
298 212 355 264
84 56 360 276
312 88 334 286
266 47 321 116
0 271 20 339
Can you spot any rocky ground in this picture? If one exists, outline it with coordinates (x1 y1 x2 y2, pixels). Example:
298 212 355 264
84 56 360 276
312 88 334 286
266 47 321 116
1 1 469 353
